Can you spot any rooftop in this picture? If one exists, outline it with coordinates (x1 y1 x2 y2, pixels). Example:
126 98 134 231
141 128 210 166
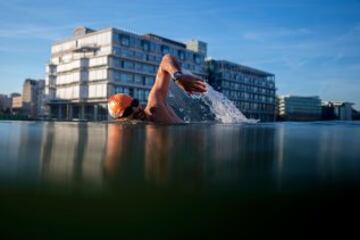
279 95 320 99
142 33 187 49
54 26 197 51
207 59 274 77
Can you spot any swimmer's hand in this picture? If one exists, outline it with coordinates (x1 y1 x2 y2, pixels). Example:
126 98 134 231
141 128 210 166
175 74 207 95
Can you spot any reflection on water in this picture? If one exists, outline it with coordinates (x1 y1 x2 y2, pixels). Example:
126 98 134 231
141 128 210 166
0 121 360 190
41 122 106 187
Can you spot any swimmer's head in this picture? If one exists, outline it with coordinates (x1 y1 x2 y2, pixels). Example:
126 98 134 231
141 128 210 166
108 94 139 119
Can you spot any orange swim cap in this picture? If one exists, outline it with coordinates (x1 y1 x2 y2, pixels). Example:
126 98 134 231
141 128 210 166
108 94 133 118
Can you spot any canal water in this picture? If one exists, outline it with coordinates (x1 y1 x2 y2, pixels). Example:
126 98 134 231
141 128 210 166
1 121 360 238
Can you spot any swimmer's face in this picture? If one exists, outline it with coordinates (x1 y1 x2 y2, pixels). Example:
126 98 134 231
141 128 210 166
130 105 147 120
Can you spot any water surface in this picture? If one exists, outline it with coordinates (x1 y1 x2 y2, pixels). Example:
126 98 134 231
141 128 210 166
1 121 360 238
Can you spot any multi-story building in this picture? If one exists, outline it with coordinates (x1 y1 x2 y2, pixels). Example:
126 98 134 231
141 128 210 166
45 26 206 121
0 94 11 113
322 101 354 121
22 79 45 119
277 95 321 121
12 95 23 114
206 59 276 121
353 108 360 120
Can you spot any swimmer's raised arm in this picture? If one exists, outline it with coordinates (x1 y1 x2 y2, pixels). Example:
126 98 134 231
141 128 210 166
108 54 206 123
149 54 207 102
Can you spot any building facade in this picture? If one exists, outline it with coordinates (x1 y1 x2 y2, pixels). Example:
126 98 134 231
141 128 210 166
322 101 353 121
277 95 321 121
206 59 276 121
0 94 11 113
45 26 206 121
22 79 45 119
12 96 23 114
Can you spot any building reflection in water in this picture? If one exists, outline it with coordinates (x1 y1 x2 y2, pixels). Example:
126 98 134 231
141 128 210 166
274 124 285 189
3 121 360 190
40 123 279 188
38 122 278 189
0 122 44 181
145 124 276 188
144 125 171 185
273 123 360 188
203 125 276 187
40 122 106 188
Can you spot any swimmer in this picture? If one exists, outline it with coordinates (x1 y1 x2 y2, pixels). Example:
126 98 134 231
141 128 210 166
108 54 207 123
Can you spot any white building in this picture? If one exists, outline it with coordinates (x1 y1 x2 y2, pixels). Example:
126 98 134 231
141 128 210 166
45 26 207 121
277 95 322 121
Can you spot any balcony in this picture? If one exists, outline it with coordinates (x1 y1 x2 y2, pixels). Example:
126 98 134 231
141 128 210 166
72 44 100 53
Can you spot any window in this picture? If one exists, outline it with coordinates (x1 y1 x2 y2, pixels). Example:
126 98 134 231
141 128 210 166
113 47 121 56
125 73 134 83
134 75 143 84
120 49 134 58
178 50 185 60
119 34 130 46
114 86 122 94
161 45 170 54
145 90 150 99
134 38 141 48
135 63 142 71
133 89 139 99
123 61 134 70
145 76 154 86
194 65 203 73
146 54 157 62
114 86 130 95
141 40 150 51
143 64 155 74
138 89 145 101
116 72 133 83
193 54 201 64
149 42 158 52
222 81 228 88
134 51 145 60
224 72 231 79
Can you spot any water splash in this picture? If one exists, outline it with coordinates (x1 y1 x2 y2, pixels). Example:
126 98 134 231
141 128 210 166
167 70 258 124
200 83 258 123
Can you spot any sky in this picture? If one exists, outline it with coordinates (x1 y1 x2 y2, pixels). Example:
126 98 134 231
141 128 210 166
0 0 359 109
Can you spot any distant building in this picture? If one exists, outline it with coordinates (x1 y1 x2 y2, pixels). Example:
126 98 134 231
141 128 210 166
206 59 276 121
321 101 336 120
45 26 206 121
12 95 23 114
10 93 21 98
0 94 11 113
353 108 360 120
322 101 354 121
186 40 207 56
277 95 321 121
22 79 45 119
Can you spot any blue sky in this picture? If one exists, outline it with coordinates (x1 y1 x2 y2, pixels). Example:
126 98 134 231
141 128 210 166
0 0 359 109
